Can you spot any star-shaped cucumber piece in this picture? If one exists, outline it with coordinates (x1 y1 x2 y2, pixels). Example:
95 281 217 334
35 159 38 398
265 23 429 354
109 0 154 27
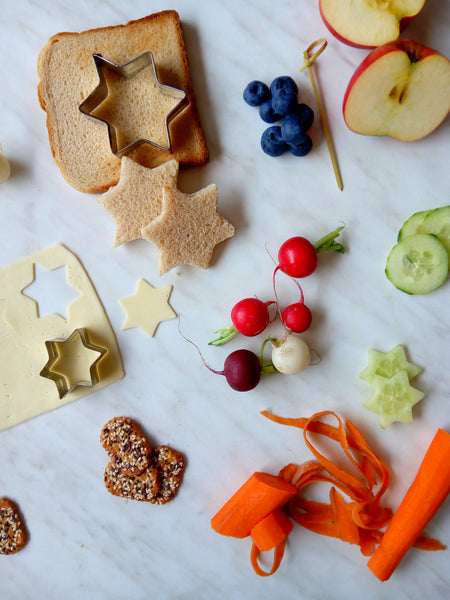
359 344 422 384
119 279 176 337
141 184 235 275
40 328 106 398
97 158 179 247
364 371 425 429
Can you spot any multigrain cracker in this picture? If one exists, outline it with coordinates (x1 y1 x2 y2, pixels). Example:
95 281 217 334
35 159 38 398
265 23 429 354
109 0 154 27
149 446 185 505
100 417 185 504
104 463 161 502
100 417 152 476
0 498 27 555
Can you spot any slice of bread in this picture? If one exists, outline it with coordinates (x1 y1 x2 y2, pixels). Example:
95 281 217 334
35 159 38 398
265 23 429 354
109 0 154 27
37 11 209 194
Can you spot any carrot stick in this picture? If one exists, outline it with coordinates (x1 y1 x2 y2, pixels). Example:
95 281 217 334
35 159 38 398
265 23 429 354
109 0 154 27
250 508 293 551
367 428 450 581
211 472 297 538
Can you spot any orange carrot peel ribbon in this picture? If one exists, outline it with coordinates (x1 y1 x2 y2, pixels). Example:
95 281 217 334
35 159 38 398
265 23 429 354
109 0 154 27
211 411 447 577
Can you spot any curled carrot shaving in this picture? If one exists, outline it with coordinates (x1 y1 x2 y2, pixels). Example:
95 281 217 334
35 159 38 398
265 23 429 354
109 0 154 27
260 409 444 564
250 539 287 577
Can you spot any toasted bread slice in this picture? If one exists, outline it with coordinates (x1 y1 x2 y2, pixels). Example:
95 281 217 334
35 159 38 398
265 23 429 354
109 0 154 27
37 11 209 193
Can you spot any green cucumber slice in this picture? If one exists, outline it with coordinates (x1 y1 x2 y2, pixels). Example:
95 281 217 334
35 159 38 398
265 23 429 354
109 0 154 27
418 205 450 254
385 233 448 294
397 209 432 241
359 345 421 384
364 371 425 429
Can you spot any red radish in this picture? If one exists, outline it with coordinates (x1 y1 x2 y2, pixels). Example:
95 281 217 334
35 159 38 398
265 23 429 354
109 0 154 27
275 226 345 279
277 236 318 278
210 297 275 346
231 298 275 337
282 302 312 333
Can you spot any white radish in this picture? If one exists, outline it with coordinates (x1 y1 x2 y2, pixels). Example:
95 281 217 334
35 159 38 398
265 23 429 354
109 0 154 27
271 333 310 375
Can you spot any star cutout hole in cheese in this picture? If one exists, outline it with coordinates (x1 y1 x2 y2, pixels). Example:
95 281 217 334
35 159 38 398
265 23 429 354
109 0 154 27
119 278 176 337
22 264 80 319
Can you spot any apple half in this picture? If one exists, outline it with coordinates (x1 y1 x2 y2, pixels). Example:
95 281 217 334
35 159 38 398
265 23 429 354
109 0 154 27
343 40 450 141
319 0 426 48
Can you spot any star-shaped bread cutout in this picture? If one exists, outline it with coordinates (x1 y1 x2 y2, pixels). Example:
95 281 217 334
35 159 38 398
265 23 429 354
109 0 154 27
119 279 176 337
141 184 235 275
359 344 422 384
97 158 179 247
364 371 425 429
40 328 107 398
80 52 188 154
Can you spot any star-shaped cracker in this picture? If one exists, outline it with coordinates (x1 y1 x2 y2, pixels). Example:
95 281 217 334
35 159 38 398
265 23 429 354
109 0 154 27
119 278 176 337
141 184 235 275
97 158 179 247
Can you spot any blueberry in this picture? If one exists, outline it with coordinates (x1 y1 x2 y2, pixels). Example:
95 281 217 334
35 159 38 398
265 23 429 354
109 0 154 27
259 98 282 123
289 134 313 157
271 89 298 116
243 80 270 107
281 113 308 145
270 76 298 97
293 103 314 131
261 126 289 157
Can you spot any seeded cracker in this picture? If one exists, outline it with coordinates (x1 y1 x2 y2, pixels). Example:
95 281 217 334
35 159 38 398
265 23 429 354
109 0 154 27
149 446 185 505
0 497 27 555
100 416 152 476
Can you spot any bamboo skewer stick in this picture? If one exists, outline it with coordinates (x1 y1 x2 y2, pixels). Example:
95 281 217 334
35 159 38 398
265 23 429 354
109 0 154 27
300 38 343 191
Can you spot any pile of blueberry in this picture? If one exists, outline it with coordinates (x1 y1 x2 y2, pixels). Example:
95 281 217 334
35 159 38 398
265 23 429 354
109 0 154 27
243 76 314 158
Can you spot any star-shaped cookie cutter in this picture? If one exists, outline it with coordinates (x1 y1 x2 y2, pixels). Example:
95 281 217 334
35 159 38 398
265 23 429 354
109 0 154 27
79 51 189 155
40 328 107 398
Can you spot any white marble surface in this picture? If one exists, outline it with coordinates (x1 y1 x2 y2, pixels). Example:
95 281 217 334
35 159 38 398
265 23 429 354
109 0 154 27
1 1 449 598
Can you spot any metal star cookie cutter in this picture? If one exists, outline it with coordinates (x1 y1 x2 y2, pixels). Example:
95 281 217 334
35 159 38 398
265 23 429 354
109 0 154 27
79 51 189 155
40 327 107 398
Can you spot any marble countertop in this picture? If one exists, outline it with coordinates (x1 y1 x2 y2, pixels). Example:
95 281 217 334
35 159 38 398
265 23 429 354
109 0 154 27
1 1 449 598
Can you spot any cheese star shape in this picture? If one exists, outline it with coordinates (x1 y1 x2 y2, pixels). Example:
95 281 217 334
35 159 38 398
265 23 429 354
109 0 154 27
97 158 179 247
141 184 235 275
359 344 422 384
40 328 106 398
80 52 188 154
119 279 176 337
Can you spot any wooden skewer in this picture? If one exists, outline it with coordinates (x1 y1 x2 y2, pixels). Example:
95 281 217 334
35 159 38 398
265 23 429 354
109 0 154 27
300 38 343 191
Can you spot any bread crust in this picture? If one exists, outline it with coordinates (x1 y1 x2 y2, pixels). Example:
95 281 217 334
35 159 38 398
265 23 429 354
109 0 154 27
37 11 209 193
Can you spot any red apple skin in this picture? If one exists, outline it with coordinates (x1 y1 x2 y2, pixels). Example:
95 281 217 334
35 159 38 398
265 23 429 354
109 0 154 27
319 2 418 49
342 39 442 116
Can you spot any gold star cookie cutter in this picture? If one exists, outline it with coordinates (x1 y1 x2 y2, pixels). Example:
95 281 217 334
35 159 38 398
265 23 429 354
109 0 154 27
79 51 189 155
40 328 107 398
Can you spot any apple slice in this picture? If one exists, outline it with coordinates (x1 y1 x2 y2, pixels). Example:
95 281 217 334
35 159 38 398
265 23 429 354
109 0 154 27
319 0 426 48
343 40 450 141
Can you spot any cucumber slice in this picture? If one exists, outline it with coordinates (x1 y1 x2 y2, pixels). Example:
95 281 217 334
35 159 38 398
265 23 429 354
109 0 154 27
385 233 448 294
359 345 422 384
397 209 432 241
418 205 450 254
364 371 425 429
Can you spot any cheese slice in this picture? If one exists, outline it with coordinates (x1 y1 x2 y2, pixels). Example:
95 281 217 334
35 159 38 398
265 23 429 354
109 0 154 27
0 243 124 430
